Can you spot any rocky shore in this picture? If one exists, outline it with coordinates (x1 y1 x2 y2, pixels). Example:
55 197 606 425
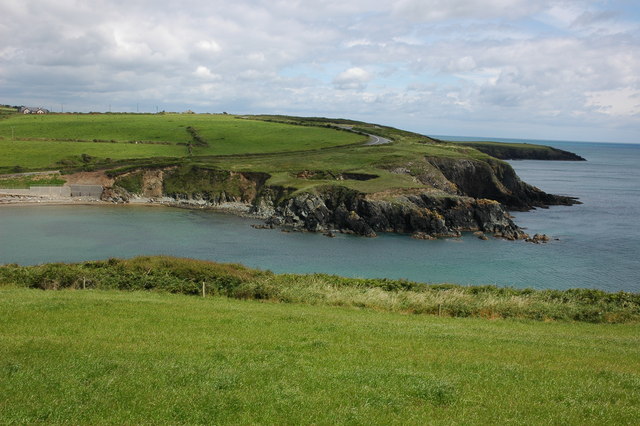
97 155 579 241
256 189 525 240
452 142 587 161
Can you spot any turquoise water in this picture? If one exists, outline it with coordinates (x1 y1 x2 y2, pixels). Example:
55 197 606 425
1 140 638 292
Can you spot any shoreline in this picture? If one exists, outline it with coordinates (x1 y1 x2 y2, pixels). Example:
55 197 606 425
0 195 262 218
0 195 554 244
0 195 107 207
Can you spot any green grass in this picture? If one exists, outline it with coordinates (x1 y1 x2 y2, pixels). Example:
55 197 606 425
0 286 638 424
0 112 499 195
2 256 637 323
0 139 187 171
0 113 190 142
192 134 488 192
0 106 17 118
191 116 365 155
0 173 66 188
0 113 364 159
0 112 577 197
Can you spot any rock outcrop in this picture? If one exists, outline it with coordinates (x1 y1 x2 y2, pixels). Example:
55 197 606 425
454 142 586 161
425 157 579 211
103 157 578 241
257 187 525 240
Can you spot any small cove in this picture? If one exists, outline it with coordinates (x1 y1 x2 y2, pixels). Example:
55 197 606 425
1 140 638 293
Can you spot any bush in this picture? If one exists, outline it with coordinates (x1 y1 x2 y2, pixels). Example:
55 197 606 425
0 256 638 323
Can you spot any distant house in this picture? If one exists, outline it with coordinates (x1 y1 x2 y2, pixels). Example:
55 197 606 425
19 106 49 114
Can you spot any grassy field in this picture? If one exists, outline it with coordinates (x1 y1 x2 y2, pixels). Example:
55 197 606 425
0 173 66 188
0 139 187 171
0 112 491 194
1 286 638 424
0 113 365 171
0 106 17 118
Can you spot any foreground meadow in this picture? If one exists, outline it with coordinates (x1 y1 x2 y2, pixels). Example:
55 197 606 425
1 286 638 424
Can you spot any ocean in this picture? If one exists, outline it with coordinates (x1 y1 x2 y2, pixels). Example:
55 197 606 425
1 139 638 292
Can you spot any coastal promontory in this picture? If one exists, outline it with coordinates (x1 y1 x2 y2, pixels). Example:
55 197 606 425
0 112 581 239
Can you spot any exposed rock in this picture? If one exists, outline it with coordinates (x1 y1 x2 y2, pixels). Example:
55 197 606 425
454 143 587 161
526 233 550 244
141 169 164 197
251 223 274 230
102 162 571 242
100 186 129 203
262 187 526 240
411 232 436 240
425 156 580 211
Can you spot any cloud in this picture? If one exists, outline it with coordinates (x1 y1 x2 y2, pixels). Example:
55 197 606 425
0 0 638 141
194 66 221 80
586 89 640 116
196 40 222 53
333 67 373 90
392 0 544 21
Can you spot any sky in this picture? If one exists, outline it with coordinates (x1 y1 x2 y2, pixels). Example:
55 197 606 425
1 0 639 143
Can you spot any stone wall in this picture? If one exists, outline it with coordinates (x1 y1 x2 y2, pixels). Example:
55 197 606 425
0 185 102 199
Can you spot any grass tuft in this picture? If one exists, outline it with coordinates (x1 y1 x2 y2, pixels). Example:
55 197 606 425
1 256 637 323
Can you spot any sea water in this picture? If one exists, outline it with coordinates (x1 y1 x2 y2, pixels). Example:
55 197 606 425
0 140 638 292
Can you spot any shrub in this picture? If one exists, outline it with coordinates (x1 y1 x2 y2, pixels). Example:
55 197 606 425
0 256 638 323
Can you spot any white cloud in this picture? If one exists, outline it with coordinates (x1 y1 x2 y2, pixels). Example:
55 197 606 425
194 66 221 80
392 0 543 21
196 40 222 53
333 67 373 90
586 89 640 116
446 56 478 73
0 0 638 142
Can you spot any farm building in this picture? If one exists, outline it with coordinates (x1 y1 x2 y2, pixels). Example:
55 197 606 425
19 106 49 114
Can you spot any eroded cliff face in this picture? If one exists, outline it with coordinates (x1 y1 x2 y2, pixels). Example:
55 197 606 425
106 166 272 211
425 157 578 210
104 158 575 240
258 187 525 239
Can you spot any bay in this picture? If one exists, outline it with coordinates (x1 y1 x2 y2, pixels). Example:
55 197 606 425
1 139 638 293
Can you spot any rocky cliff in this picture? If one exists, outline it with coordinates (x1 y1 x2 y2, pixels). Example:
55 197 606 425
453 142 587 161
425 157 578 211
257 187 525 239
104 158 578 240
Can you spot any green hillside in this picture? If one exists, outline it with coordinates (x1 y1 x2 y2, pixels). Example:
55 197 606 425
0 113 367 173
0 106 17 118
0 113 495 195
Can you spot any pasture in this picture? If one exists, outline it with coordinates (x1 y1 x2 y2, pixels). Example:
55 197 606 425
0 286 638 424
0 113 365 172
